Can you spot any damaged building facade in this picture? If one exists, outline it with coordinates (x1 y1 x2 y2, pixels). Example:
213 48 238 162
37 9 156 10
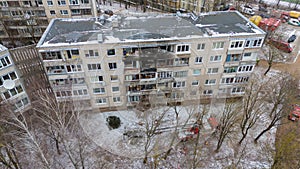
36 11 266 111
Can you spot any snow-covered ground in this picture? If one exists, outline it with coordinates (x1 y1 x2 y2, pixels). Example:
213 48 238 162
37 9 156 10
79 99 276 168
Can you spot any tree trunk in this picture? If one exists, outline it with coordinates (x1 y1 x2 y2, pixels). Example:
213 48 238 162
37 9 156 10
238 131 247 145
55 138 61 155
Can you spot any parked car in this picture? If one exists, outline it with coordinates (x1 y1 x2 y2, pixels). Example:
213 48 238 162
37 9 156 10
241 5 255 15
269 38 293 53
104 10 113 16
288 35 297 43
288 18 300 26
288 105 300 121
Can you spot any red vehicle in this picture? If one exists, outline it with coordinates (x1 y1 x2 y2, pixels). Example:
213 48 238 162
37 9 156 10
269 39 293 53
258 18 281 31
288 105 300 121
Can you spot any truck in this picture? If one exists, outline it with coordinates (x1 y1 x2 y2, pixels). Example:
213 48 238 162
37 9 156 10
280 11 300 23
250 16 281 31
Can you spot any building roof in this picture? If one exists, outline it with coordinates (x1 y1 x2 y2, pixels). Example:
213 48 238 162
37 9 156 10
37 11 265 47
0 44 8 52
192 11 263 36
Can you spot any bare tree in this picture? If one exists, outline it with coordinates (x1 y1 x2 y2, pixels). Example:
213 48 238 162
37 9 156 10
0 108 51 169
215 101 240 152
239 73 267 145
254 74 296 143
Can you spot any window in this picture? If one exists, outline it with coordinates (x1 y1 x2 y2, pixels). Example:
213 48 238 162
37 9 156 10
113 97 121 103
73 89 88 96
195 56 202 64
230 40 244 48
0 1 8 7
205 79 216 85
46 66 66 74
108 62 117 70
81 9 91 15
1 72 17 82
60 10 68 15
207 68 218 74
245 38 263 48
47 0 53 5
91 76 103 83
192 80 199 86
2 85 24 99
36 0 43 5
96 98 107 104
174 58 189 66
11 10 22 16
69 0 79 5
87 64 101 70
107 49 115 56
93 88 105 94
129 95 139 102
176 44 190 53
58 0 66 5
50 10 56 15
237 65 254 73
14 97 29 110
41 51 62 60
232 87 245 94
110 75 118 81
224 66 238 73
226 54 241 62
171 92 184 99
173 81 186 88
221 77 235 84
197 43 205 50
203 90 213 95
125 74 139 81
243 52 251 57
124 60 138 68
71 9 81 15
0 56 11 69
212 42 224 49
85 50 99 57
158 71 172 78
112 86 119 92
210 55 222 62
81 0 89 4
173 71 188 78
235 76 249 83
66 64 82 72
23 1 31 6
193 69 201 75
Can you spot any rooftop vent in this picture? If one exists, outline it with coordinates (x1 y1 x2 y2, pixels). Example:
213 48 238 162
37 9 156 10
98 34 103 43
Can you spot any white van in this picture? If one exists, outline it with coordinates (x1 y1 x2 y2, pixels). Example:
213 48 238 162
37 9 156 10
241 5 255 15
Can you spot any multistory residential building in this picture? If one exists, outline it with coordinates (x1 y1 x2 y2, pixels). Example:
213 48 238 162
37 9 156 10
0 0 97 48
36 11 266 111
0 44 30 111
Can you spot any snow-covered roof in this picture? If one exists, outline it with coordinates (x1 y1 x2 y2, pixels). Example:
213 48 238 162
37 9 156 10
0 44 8 52
37 11 265 47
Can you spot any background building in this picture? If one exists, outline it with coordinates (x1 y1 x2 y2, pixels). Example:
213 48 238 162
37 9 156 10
0 0 98 48
36 11 265 111
0 44 30 111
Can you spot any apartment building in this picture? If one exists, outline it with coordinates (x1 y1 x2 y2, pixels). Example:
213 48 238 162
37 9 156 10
36 11 265 111
144 0 204 13
0 44 30 111
0 0 97 48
